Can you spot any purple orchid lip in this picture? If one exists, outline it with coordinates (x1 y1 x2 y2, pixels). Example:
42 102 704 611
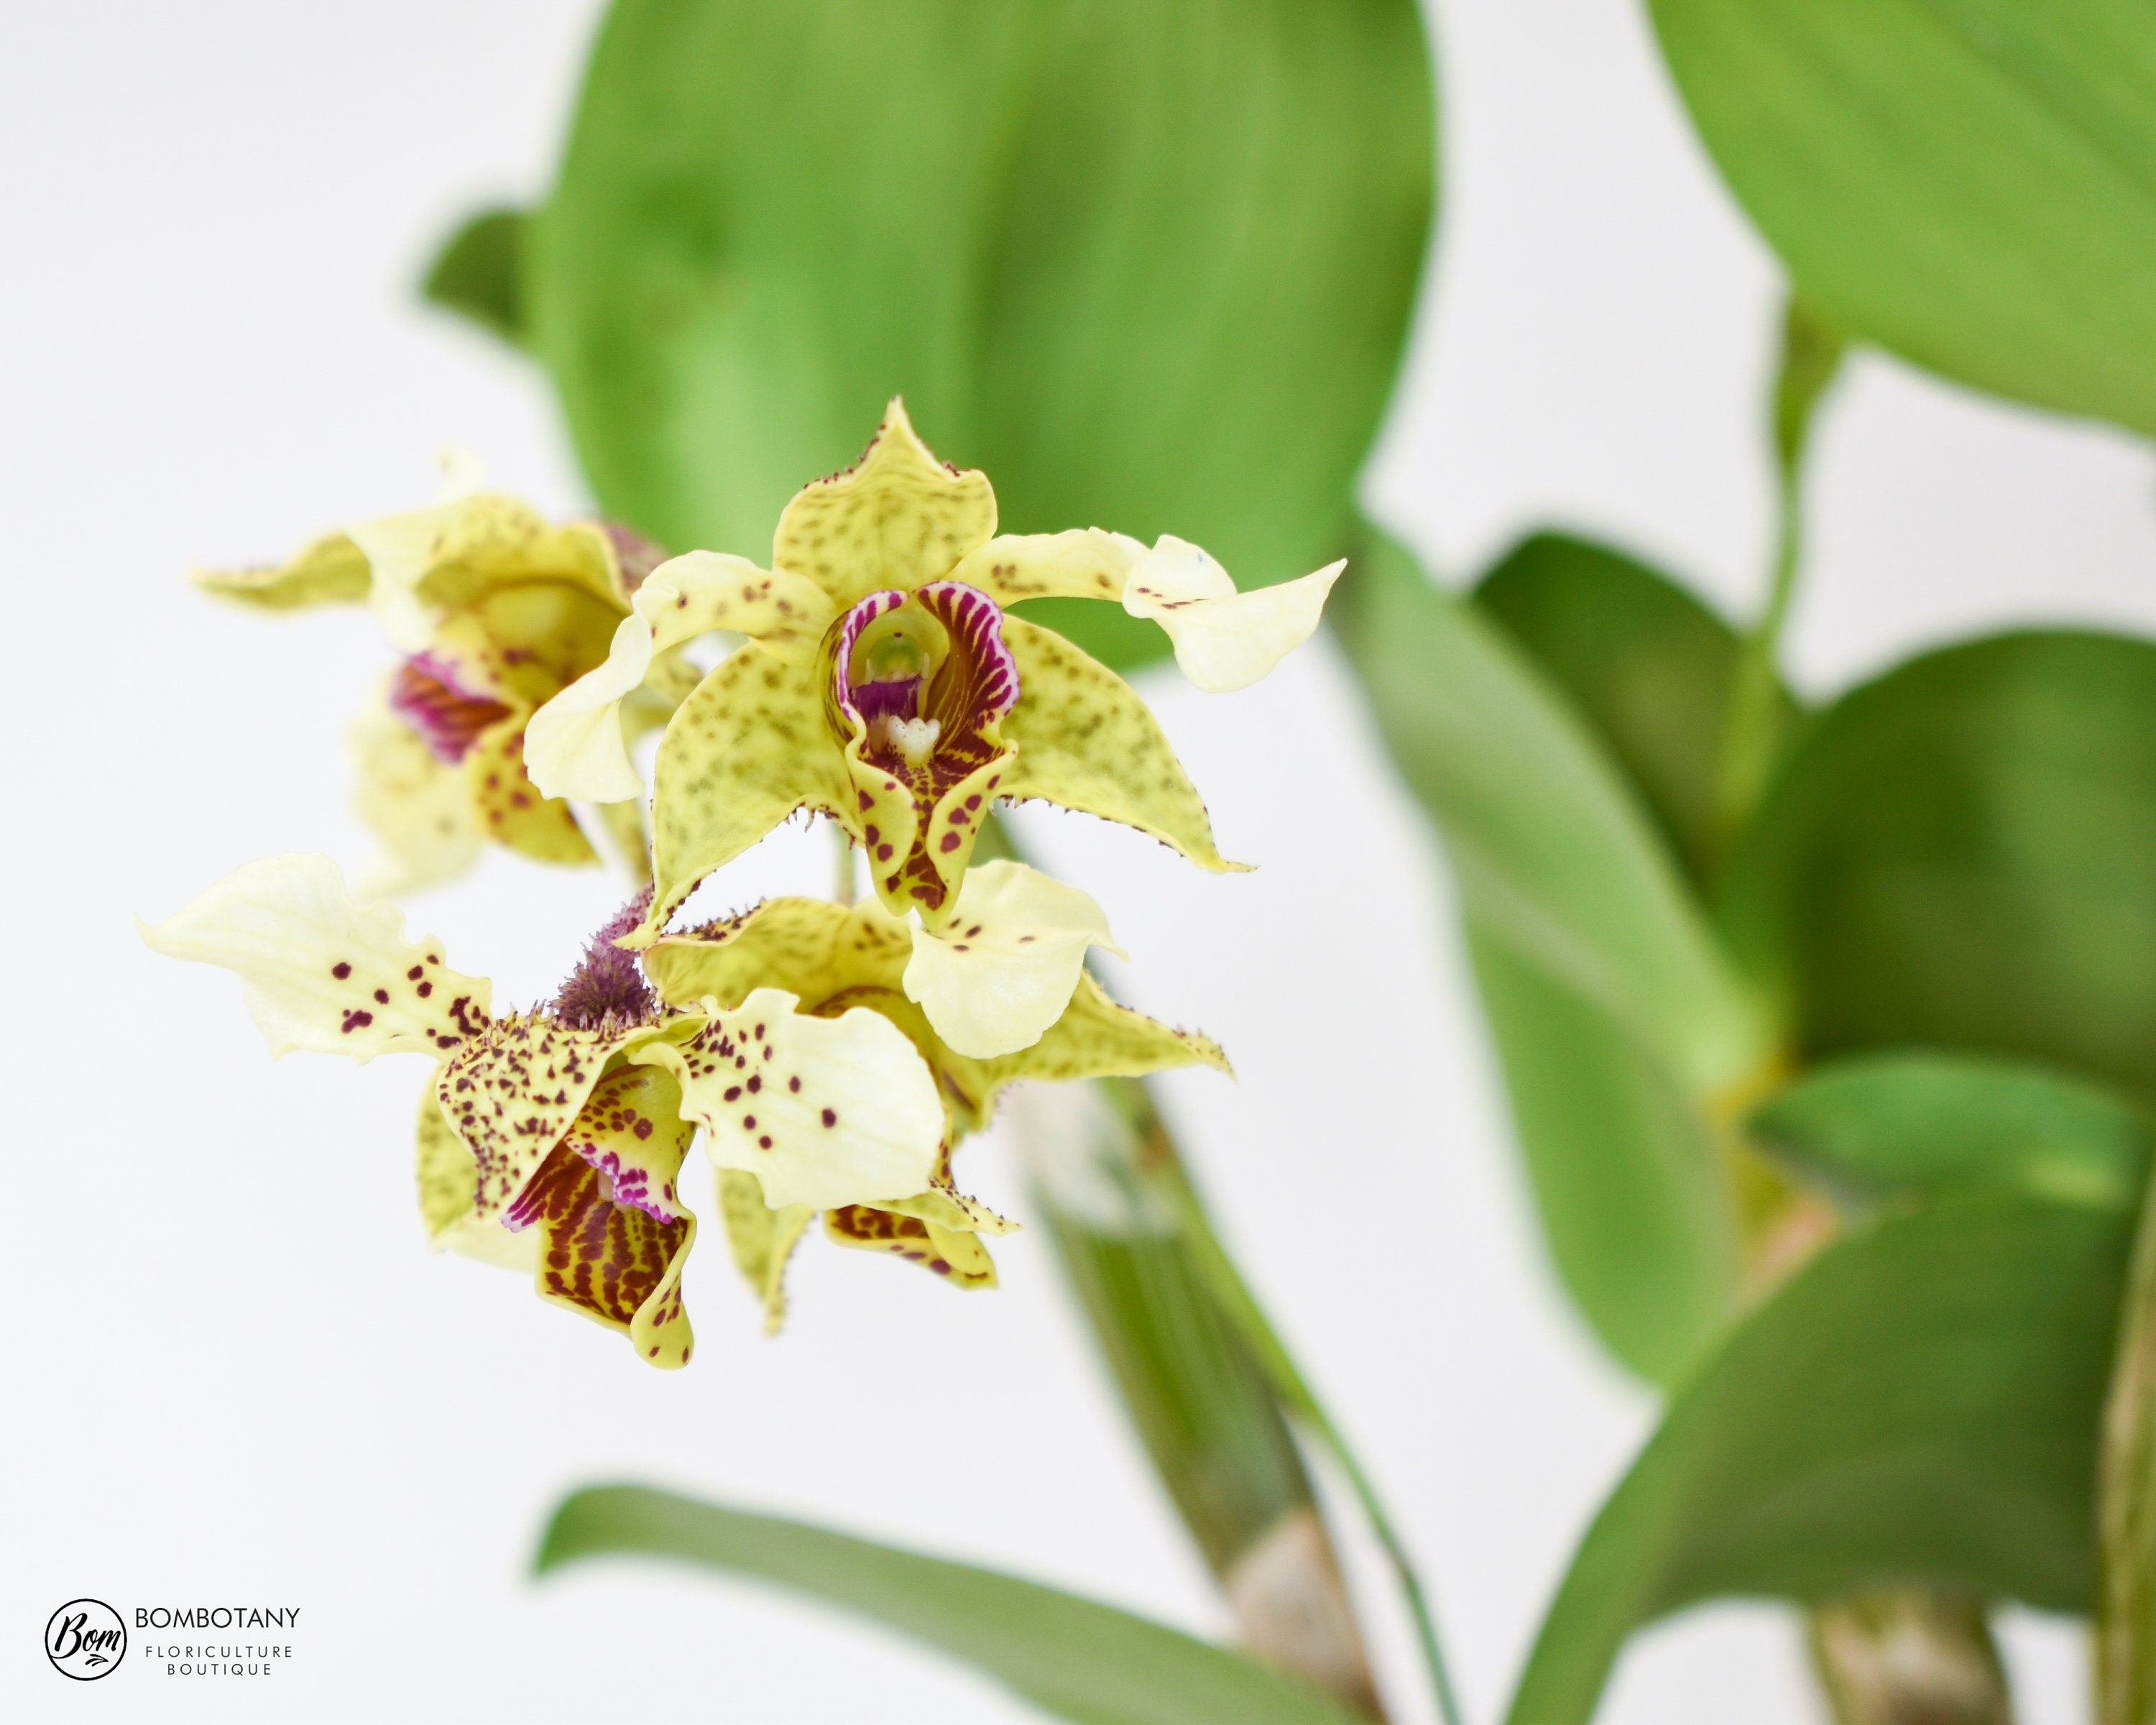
831 584 1018 760
831 589 911 722
914 581 1018 730
388 651 512 764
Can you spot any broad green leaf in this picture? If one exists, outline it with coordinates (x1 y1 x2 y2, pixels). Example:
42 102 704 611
1473 531 1798 893
1332 519 1773 1096
1645 0 2156 436
1467 923 1740 1384
420 206 530 349
530 0 1434 670
1506 1191 2134 1725
535 1486 1365 1725
1720 631 2156 1103
1751 1049 2152 1213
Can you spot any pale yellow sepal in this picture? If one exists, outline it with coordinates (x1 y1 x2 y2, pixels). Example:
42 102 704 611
903 861 1125 1059
998 617 1246 874
632 648 851 947
140 852 492 1064
415 1086 537 1271
1122 536 1346 693
349 696 483 896
193 531 370 611
718 1169 813 1335
350 492 620 655
773 397 996 606
629 987 944 1210
947 528 1146 607
525 551 837 803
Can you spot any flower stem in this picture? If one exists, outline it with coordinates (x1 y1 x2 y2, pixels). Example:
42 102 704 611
1156 1157 1467 1725
1710 293 1846 865
830 821 857 906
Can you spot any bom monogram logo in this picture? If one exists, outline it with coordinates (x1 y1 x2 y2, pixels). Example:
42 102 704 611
45 1599 126 1680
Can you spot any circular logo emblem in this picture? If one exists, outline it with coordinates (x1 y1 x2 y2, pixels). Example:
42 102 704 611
46 1600 125 1680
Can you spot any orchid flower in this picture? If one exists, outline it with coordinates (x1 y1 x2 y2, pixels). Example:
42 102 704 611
197 487 692 890
523 400 1344 948
640 884 1228 1323
142 854 953 1367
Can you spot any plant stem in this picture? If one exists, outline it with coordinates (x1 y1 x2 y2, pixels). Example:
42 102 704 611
2097 1149 2156 1724
1013 1079 1387 1720
831 820 857 906
1156 1158 1467 1725
1710 293 1847 863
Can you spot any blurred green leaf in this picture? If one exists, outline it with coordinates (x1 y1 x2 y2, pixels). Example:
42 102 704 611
1645 0 2156 435
1752 1050 2151 1214
1467 924 1740 1383
530 0 1434 669
535 1486 1365 1725
1506 1191 2133 1725
420 206 530 348
1720 632 2156 1102
1333 520 1772 1097
1473 530 1799 891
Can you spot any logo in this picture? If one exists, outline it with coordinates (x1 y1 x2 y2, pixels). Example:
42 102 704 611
47 1599 126 1680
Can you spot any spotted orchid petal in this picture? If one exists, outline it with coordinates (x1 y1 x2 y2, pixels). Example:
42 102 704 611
525 551 838 804
825 1144 1018 1292
642 897 1225 1136
717 1169 813 1335
627 646 854 948
193 530 371 611
997 617 1247 874
507 1062 700 1368
903 861 1127 1059
142 852 492 1063
464 713 596 867
628 987 944 1211
824 1204 1000 1289
348 698 484 896
773 397 996 607
1122 536 1347 694
946 528 1147 608
416 1087 540 1271
436 1013 667 1226
950 972 1231 1128
642 896 913 1013
349 494 622 655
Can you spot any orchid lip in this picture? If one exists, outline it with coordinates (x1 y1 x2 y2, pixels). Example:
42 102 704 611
389 651 512 763
831 583 1018 768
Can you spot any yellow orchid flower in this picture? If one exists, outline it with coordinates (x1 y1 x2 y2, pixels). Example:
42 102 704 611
142 854 956 1368
197 486 693 891
524 400 1344 943
640 886 1229 1326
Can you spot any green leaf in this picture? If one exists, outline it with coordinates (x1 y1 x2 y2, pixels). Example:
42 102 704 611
530 0 1434 670
1506 1191 2134 1725
1473 530 1799 893
1333 519 1773 1096
1466 924 1741 1383
1644 0 2156 436
1720 631 2156 1103
1751 1049 2152 1214
535 1486 1366 1725
420 206 530 349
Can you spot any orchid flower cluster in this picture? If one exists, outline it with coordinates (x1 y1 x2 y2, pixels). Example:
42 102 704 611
147 402 1342 1368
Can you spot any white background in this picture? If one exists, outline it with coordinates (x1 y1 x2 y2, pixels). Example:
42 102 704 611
5 3 2152 1721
